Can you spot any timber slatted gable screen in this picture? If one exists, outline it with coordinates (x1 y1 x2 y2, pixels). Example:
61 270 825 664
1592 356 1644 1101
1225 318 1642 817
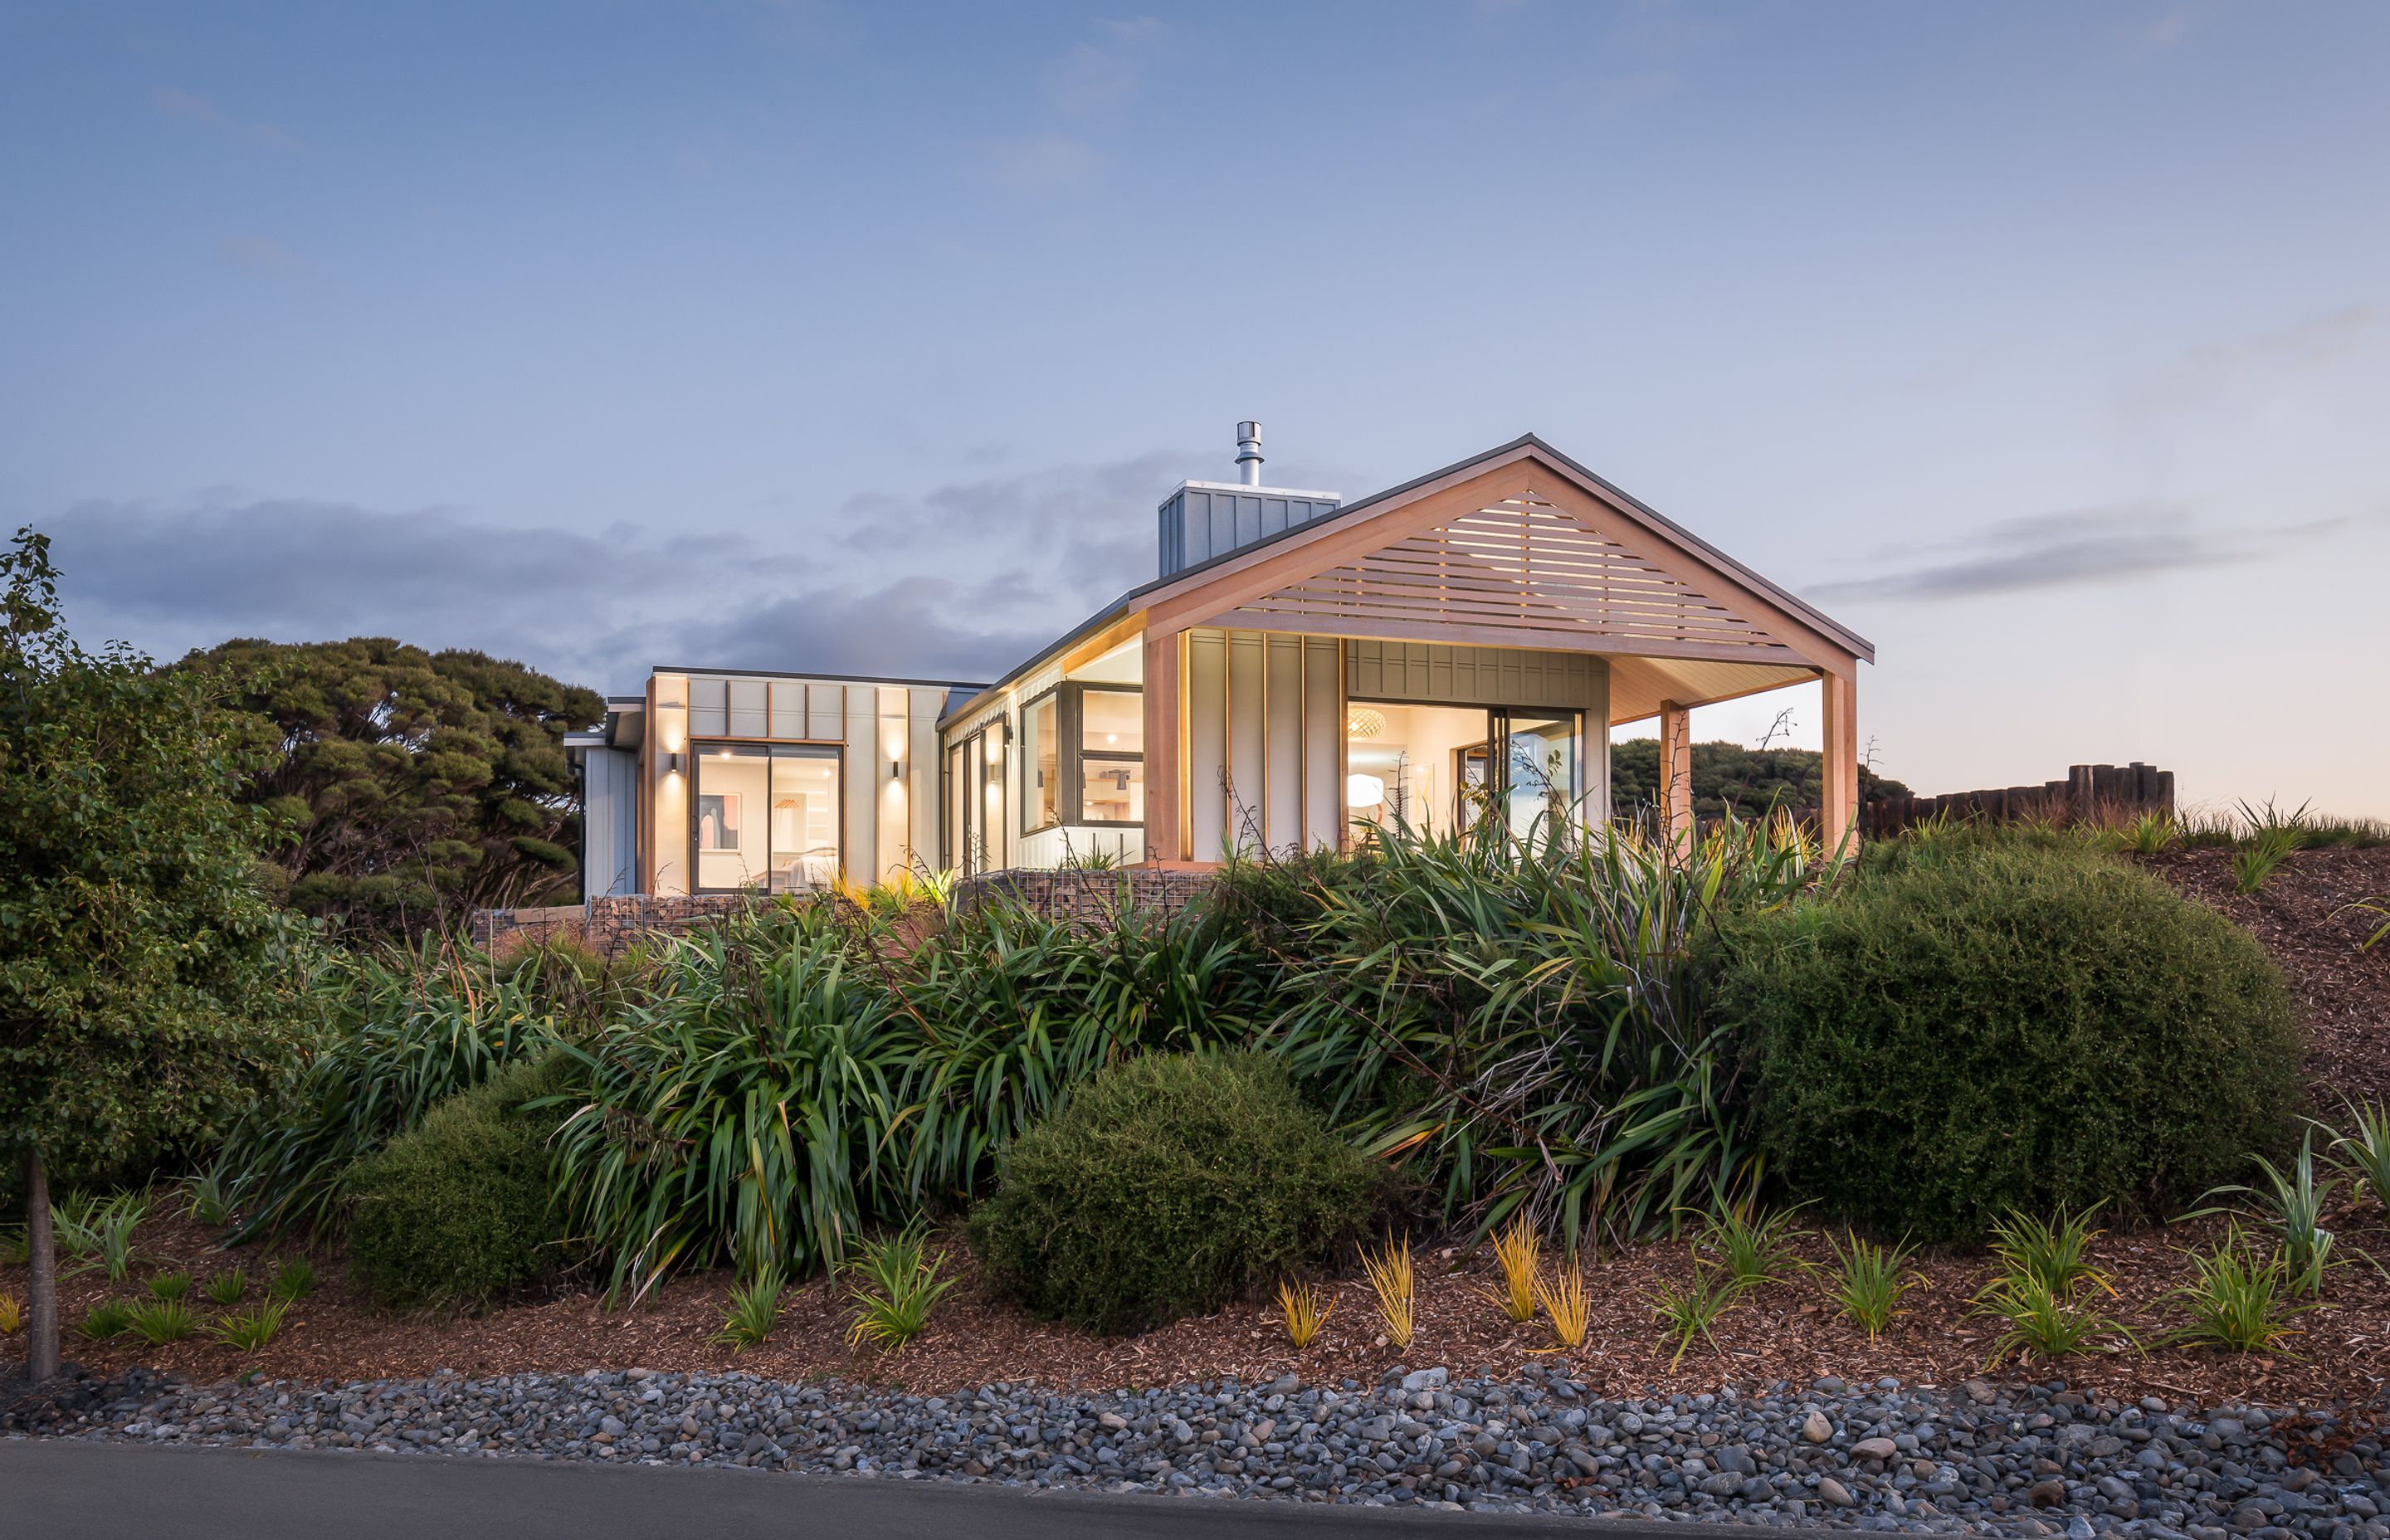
1223 491 1801 661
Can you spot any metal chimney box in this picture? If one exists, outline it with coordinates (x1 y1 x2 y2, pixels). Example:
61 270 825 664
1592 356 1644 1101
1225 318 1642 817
1156 422 1341 578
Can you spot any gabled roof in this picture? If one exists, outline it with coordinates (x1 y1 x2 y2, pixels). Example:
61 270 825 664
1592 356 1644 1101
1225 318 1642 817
940 433 1871 729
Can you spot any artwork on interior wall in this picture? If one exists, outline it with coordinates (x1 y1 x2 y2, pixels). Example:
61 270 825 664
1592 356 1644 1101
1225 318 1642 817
697 792 741 850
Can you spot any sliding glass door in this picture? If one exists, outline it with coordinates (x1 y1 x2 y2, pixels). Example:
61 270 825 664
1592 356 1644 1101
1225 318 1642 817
693 743 841 893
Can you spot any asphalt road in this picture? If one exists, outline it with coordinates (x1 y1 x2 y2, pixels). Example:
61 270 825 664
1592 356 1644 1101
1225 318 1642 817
0 1440 1772 1540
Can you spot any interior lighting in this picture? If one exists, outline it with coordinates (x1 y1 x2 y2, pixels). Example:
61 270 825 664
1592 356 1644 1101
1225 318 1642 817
1345 707 1387 738
1346 772 1386 809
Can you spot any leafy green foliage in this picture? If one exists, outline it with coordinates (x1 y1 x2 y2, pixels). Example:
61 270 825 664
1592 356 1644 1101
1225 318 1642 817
1971 1274 2131 1366
2233 825 2300 894
51 1192 148 1282
148 1272 194 1302
1610 737 1909 821
344 1054 574 1310
268 1257 317 1301
1251 813 1820 1250
2193 1133 2338 1296
1717 828 2302 1242
969 1051 1381 1336
213 938 562 1242
842 1224 958 1353
205 1267 248 1307
1 526 300 1188
2325 1100 2390 1212
1985 1205 2112 1299
185 636 603 935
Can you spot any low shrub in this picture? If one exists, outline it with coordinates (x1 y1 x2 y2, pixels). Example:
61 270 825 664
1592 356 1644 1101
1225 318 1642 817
968 1051 1381 1335
1714 829 2301 1243
343 1052 576 1309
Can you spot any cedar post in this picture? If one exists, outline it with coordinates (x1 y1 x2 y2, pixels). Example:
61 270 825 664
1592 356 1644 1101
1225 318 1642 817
1658 699 1694 851
1820 670 1858 855
1141 626 1182 864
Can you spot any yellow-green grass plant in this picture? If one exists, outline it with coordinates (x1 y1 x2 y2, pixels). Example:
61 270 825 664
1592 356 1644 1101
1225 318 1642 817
204 1267 249 1307
212 1298 294 1352
843 1226 958 1354
124 1298 202 1347
1275 1279 1334 1349
2100 810 2182 855
1695 1201 1812 1291
1535 1259 1593 1352
1649 1260 1744 1371
712 1269 786 1352
1483 1213 1541 1323
0 1292 22 1334
1362 1235 1416 1350
1823 1231 1924 1340
1971 1274 2132 1367
2165 1223 2313 1353
2232 824 2301 894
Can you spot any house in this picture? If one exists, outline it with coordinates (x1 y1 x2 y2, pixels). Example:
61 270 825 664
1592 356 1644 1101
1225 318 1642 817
566 427 1873 898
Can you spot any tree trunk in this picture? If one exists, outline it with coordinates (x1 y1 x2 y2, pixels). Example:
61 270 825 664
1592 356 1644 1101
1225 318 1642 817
27 1146 59 1383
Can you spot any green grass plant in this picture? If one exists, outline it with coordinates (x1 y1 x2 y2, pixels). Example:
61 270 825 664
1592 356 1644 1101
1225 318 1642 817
2324 1100 2390 1211
2192 1133 2337 1296
711 1269 784 1351
1971 1274 2131 1365
2232 826 2300 894
148 1271 194 1302
1822 1231 1922 1340
2166 1224 2310 1353
1986 1204 2113 1299
1649 1260 1744 1370
268 1257 318 1301
205 1267 249 1307
53 1192 149 1282
79 1299 134 1340
842 1225 958 1354
1695 1201 1812 1290
123 1298 202 1346
2100 810 2181 855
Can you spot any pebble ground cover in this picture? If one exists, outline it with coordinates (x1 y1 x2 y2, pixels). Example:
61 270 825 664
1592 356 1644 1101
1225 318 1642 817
8 1361 2388 1539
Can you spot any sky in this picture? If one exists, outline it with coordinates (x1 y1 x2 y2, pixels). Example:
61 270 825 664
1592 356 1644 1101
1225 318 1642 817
3 1 2386 816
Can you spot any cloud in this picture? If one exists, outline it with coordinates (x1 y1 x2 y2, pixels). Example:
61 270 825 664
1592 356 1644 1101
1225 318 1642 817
152 85 295 149
2127 305 2373 415
1045 17 1165 115
39 448 1206 689
2140 9 2192 48
1809 503 2236 602
976 134 1103 195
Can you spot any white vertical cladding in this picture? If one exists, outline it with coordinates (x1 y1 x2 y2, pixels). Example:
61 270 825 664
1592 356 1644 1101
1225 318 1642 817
1186 630 1229 860
807 684 843 742
876 686 910 880
581 748 641 899
906 688 940 873
1301 636 1343 850
843 685 877 883
768 681 803 738
651 673 691 896
727 679 768 738
687 675 728 738
1263 636 1303 850
1225 632 1266 855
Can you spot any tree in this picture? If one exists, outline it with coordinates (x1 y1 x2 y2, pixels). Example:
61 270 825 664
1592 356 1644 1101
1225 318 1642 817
184 638 603 937
1 529 297 1383
1610 737 1911 822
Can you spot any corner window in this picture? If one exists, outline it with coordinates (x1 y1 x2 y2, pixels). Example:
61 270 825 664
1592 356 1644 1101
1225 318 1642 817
1021 684 1144 833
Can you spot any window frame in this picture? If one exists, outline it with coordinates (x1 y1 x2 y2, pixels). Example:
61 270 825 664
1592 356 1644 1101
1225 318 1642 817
688 739 844 894
1017 683 1145 834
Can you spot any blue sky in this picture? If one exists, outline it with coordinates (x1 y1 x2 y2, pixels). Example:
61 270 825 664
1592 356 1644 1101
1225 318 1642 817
4 2 2386 813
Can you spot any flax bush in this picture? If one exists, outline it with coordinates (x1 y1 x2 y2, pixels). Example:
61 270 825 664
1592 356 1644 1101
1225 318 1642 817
968 1051 1381 1335
1714 827 2300 1243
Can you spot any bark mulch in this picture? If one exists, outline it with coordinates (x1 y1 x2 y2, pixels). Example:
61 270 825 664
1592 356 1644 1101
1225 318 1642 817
2139 844 2390 1104
8 843 2388 1406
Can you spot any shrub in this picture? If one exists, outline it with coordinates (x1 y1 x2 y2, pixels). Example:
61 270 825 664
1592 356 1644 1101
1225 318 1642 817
1714 830 2301 1243
343 1053 574 1309
968 1051 1380 1335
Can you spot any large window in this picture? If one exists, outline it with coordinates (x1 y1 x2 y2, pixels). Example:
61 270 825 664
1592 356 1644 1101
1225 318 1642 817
693 743 841 892
1022 684 1144 833
1345 702 1583 841
946 724 1004 875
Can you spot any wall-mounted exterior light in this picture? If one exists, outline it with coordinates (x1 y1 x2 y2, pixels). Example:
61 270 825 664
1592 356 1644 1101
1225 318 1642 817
661 752 687 775
890 759 902 782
